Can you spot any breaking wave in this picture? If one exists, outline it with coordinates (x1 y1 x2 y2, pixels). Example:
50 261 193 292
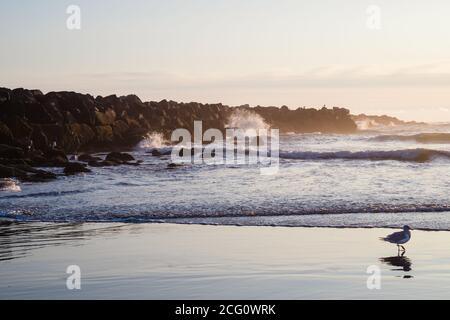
371 133 450 144
0 179 21 192
226 109 269 131
279 148 450 162
139 132 168 149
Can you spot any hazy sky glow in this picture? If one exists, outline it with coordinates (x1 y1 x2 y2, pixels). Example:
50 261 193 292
1 0 450 121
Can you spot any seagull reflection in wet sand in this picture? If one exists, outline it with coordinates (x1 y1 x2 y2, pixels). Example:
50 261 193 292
380 253 413 278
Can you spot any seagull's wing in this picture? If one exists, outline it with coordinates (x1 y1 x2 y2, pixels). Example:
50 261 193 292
380 231 404 243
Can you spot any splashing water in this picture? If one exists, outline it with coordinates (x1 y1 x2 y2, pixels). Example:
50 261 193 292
0 179 21 192
226 109 270 131
139 132 167 149
355 119 379 130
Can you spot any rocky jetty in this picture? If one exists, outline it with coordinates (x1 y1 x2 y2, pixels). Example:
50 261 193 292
352 113 423 129
0 87 356 153
0 87 357 181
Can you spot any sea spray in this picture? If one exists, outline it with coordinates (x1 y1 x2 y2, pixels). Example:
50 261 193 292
0 179 21 192
139 132 167 149
226 109 270 132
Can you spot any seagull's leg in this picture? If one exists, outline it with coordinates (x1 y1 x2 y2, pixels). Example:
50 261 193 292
400 245 406 251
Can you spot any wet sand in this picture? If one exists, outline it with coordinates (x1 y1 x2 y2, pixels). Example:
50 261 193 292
1 222 450 299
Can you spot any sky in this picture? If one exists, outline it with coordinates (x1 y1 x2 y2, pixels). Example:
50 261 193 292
1 0 450 122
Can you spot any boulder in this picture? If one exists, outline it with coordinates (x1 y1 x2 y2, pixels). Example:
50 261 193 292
24 102 54 123
22 170 57 182
105 152 135 163
0 164 27 178
0 88 11 103
64 162 91 175
95 109 116 126
43 148 68 161
38 148 69 167
0 158 31 166
70 123 96 146
30 125 49 151
167 163 183 169
112 120 130 140
2 116 32 143
95 125 114 142
78 154 102 162
88 160 117 167
0 122 14 145
151 149 162 156
0 144 24 159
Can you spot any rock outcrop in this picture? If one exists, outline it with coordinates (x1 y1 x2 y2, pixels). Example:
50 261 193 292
0 87 357 155
0 87 361 182
351 114 423 129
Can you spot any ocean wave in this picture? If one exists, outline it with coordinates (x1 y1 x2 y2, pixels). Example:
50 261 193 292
371 133 450 144
138 132 168 149
0 179 21 192
4 203 450 222
0 189 89 199
279 148 450 162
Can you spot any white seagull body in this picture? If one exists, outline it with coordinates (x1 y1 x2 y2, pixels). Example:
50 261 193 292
380 225 412 251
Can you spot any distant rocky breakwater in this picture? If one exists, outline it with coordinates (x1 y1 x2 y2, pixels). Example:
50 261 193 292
0 87 356 182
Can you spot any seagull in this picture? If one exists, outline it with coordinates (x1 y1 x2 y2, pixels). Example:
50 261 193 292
380 225 412 252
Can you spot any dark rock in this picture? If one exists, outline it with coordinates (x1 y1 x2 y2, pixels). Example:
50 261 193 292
64 162 91 175
30 148 68 167
0 122 14 145
0 144 24 159
105 152 135 163
25 102 55 123
22 170 57 182
112 120 130 140
124 161 141 166
2 116 32 144
42 148 68 167
30 124 49 151
43 148 67 160
10 164 41 174
78 153 102 162
88 160 117 167
40 124 65 149
151 149 162 156
0 87 359 155
95 125 114 142
95 109 116 126
0 158 31 166
68 123 96 148
0 88 11 103
0 164 27 178
167 163 183 169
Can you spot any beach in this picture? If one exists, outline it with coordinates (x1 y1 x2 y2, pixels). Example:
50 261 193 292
1 222 450 299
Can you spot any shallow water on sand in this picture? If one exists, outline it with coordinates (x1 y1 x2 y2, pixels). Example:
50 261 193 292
2 123 450 230
1 223 450 299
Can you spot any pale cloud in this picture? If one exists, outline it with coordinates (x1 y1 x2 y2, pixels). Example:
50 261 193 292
75 61 450 90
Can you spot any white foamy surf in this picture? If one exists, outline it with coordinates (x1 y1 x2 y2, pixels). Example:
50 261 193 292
138 132 168 149
0 179 21 192
2 122 450 230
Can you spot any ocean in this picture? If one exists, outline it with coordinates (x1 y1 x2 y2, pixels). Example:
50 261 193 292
2 121 450 231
